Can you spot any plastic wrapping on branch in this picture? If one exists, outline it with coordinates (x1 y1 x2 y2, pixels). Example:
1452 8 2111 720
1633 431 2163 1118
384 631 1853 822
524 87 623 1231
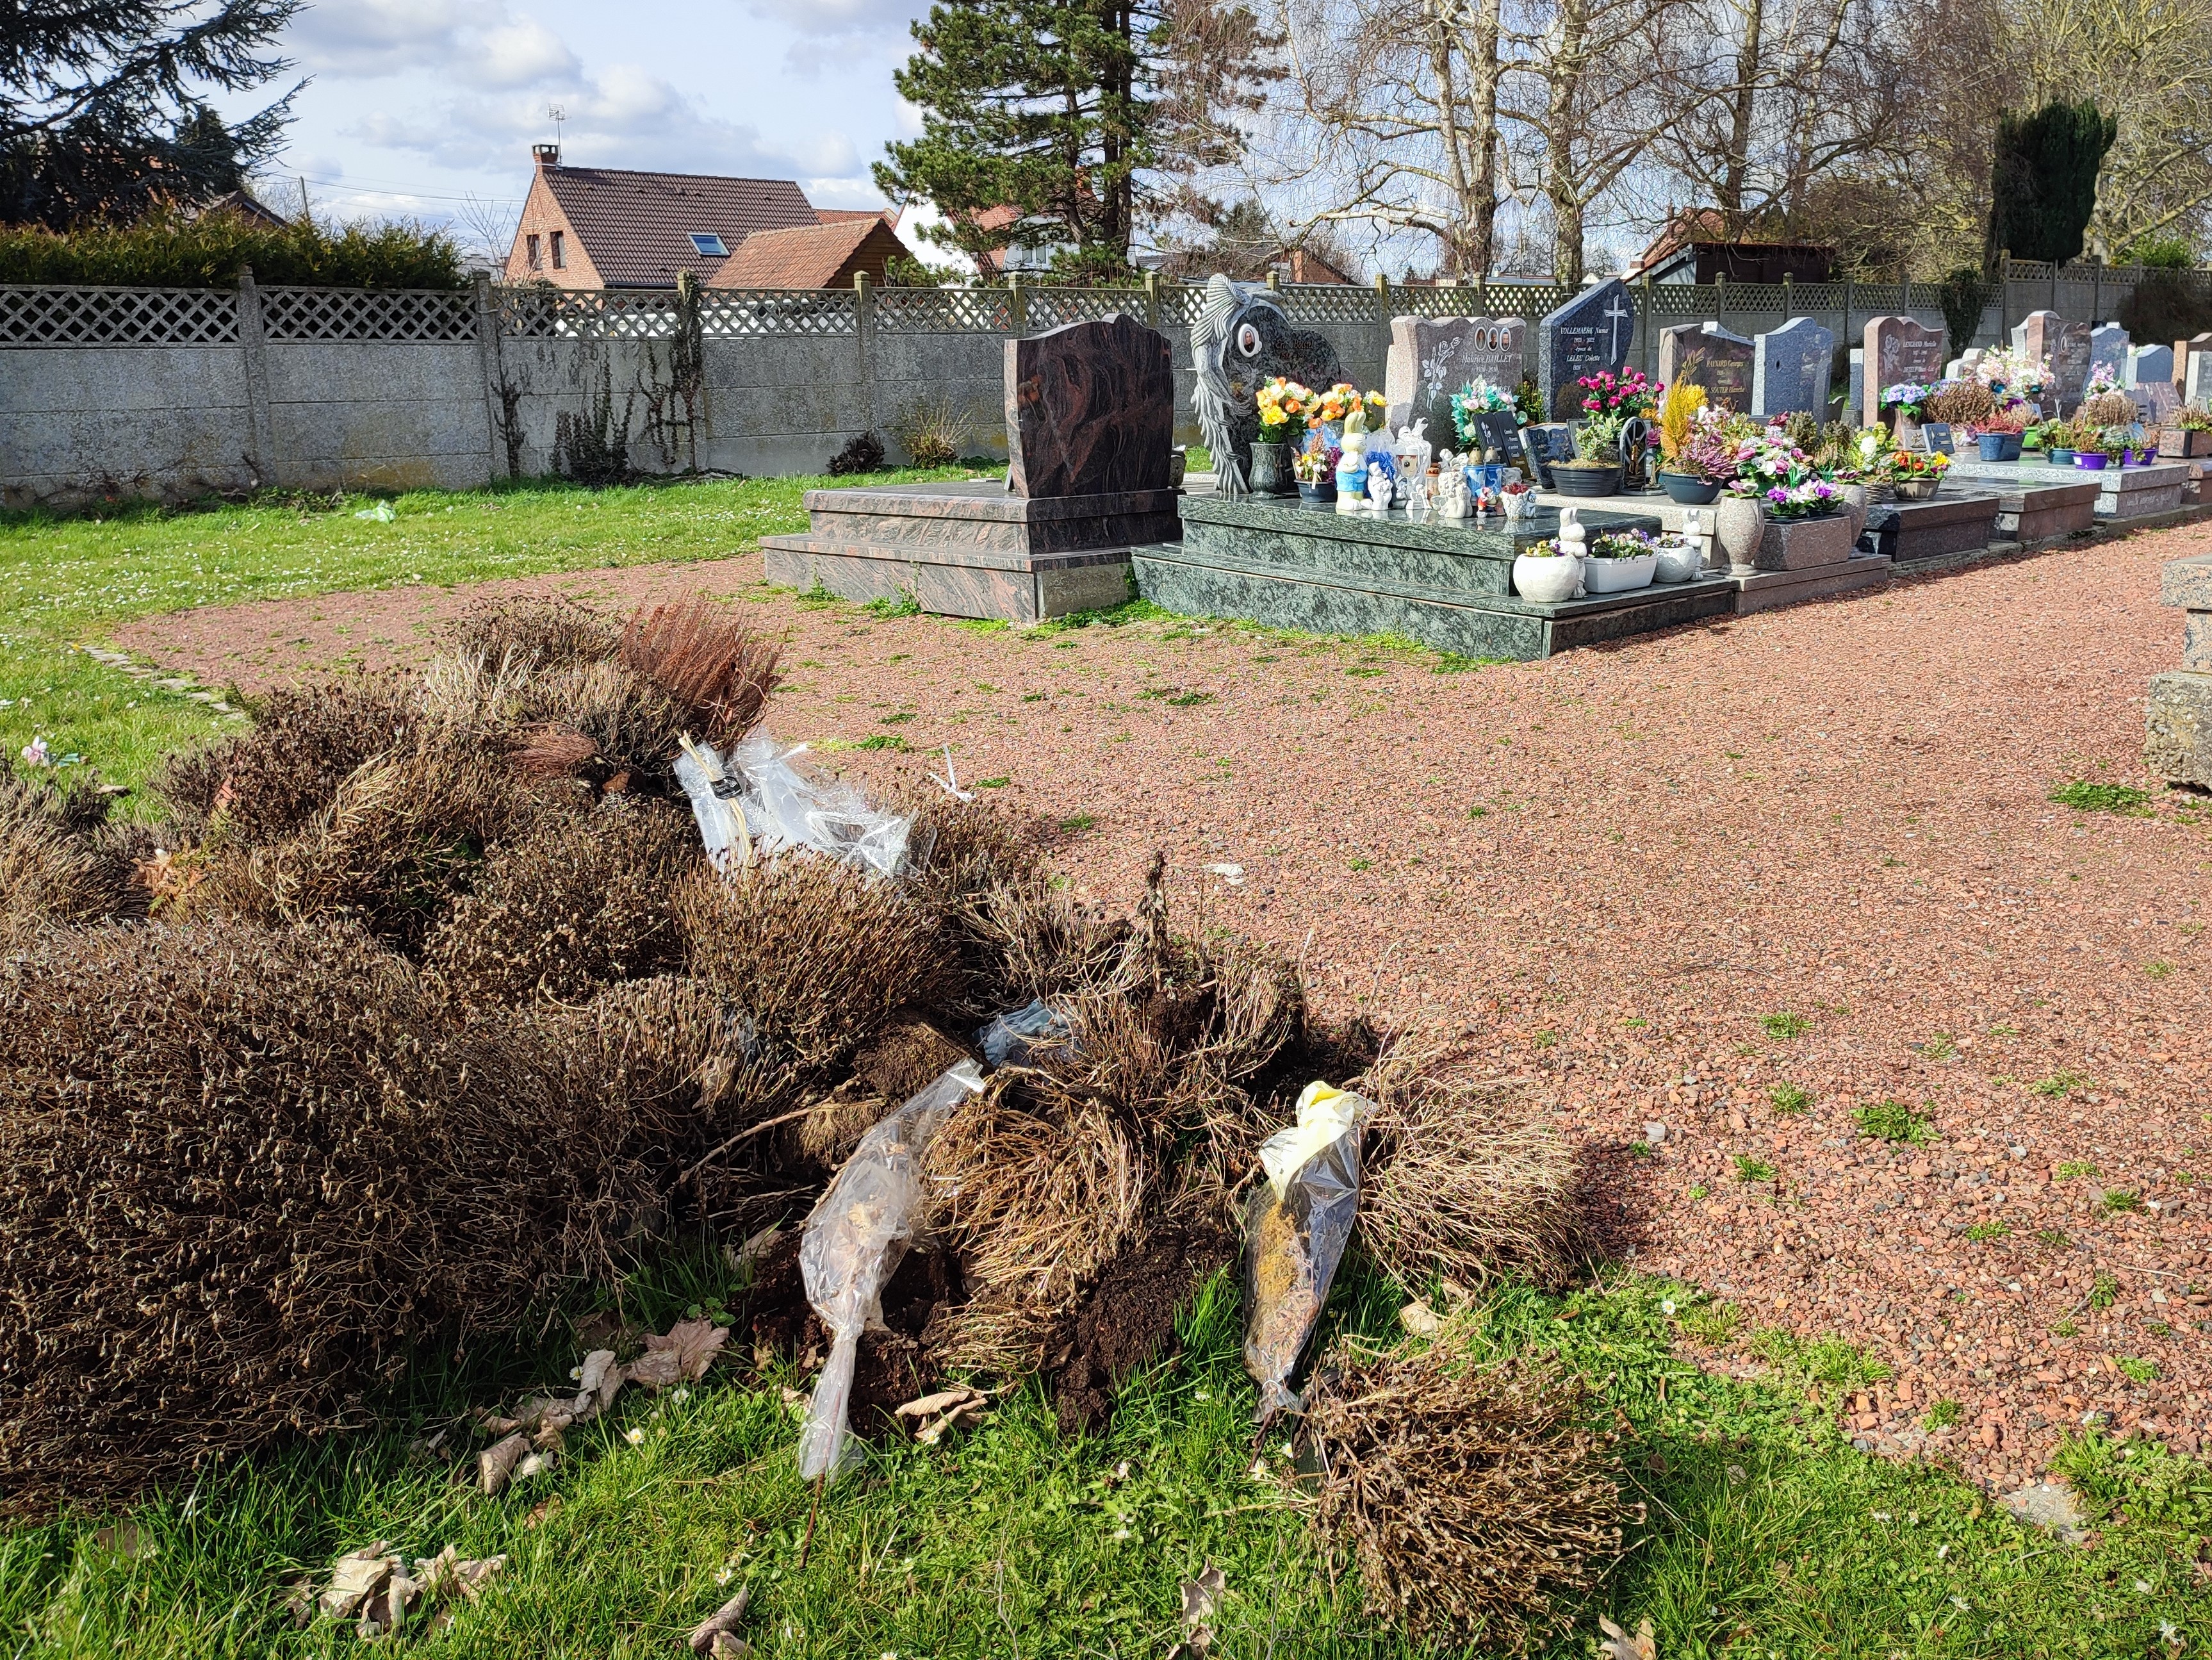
676 732 910 878
1242 1082 1371 1427
977 998 1075 1067
797 1060 987 1479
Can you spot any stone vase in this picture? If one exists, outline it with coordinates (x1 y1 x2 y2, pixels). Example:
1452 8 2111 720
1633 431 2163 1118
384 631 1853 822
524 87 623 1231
1840 482 1869 543
1714 495 1766 577
1248 440 1290 495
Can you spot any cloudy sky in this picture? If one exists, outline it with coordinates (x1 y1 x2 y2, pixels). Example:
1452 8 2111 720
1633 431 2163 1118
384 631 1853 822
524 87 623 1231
244 0 925 251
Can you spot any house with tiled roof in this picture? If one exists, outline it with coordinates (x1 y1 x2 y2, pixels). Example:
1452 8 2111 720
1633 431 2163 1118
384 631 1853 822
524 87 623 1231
706 217 914 290
503 145 851 289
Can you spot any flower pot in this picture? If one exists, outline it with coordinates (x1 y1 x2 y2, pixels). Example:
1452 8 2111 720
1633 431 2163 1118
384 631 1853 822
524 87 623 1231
1892 477 1940 501
1976 432 2022 461
1653 540 1703 583
1512 552 1582 604
1248 439 1291 495
2047 447 2076 465
2074 452 2109 471
1713 495 1766 577
1583 552 1659 593
1550 462 1625 498
1755 511 1855 571
1296 479 1336 505
1655 470 1723 505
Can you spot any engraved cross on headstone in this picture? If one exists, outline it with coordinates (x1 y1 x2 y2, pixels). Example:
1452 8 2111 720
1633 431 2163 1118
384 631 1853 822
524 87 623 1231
1605 297 1632 361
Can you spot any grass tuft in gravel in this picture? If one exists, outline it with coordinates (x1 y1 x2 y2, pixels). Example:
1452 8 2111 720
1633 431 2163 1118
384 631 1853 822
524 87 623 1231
1855 1098 1938 1144
2048 779 2154 815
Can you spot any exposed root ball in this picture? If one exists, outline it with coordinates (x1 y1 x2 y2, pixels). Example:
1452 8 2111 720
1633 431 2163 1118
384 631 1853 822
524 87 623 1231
424 798 696 1008
1307 1344 1623 1646
618 597 780 747
1050 1219 1233 1434
675 859 956 1067
1357 1060 1581 1293
947 871 1128 1012
922 1083 1146 1372
0 773 146 944
508 659 687 782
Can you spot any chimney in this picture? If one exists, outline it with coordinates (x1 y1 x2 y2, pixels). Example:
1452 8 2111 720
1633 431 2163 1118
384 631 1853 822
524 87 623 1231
533 142 561 167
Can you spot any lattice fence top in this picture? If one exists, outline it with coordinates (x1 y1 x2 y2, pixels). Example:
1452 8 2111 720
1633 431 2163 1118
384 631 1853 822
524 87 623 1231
700 289 857 337
261 286 477 343
500 287 678 339
874 285 1011 333
0 284 238 346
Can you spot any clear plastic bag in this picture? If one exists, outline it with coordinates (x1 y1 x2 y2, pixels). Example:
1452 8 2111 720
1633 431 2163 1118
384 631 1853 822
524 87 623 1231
976 998 1074 1067
796 1060 986 1479
1241 1083 1371 1426
675 732 910 878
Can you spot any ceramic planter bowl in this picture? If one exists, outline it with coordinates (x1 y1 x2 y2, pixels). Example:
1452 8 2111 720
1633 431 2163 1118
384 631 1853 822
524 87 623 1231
2074 452 2109 472
1582 552 1659 593
2048 447 2076 464
1893 477 1940 500
1512 552 1582 603
1976 432 2022 461
1652 541 1703 583
1550 462 1624 498
1296 479 1336 505
1713 494 1766 576
1656 470 1723 504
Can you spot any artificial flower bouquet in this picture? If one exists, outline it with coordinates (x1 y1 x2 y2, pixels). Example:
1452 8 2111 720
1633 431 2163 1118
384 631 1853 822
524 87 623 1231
1973 346 2051 402
1307 384 1384 429
2083 362 2124 400
1578 368 1662 418
1880 382 1932 420
1887 448 1952 482
1725 432 1839 518
1450 378 1518 445
1256 377 1315 438
1291 440 1341 483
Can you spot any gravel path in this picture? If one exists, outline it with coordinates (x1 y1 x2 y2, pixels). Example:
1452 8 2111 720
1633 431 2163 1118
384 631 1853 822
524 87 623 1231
115 522 2212 1492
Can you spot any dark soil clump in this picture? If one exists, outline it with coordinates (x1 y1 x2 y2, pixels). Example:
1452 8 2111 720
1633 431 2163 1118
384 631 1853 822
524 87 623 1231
1051 1220 1234 1436
746 1226 960 1432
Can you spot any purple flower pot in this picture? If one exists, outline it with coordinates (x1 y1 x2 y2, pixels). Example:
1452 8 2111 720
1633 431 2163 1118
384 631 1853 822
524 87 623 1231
2074 452 2109 471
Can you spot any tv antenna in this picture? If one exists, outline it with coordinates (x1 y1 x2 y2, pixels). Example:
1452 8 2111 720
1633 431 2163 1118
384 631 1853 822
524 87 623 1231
548 104 566 146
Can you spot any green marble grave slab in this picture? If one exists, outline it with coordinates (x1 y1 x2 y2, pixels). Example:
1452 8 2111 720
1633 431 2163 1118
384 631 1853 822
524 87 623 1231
1133 538 1735 661
1177 493 1664 598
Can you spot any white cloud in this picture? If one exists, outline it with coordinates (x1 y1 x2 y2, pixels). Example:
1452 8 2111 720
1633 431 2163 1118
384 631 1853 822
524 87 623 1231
743 0 922 42
478 19 581 86
291 0 577 88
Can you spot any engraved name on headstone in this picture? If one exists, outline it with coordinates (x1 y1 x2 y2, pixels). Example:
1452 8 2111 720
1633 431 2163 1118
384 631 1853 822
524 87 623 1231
1537 279 1636 424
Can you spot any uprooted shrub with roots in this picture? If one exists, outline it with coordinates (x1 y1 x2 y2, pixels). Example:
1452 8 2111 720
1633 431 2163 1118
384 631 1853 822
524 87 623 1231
1307 1342 1625 1646
1356 1047 1584 1293
0 771 151 946
0 925 771 1509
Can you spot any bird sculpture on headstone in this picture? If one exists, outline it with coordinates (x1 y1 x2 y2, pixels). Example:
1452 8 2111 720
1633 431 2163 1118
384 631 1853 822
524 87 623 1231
1190 274 1345 498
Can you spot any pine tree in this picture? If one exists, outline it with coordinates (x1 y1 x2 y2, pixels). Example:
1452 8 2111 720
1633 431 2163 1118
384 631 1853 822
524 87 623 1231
0 0 302 228
876 0 1277 278
1985 99 2118 268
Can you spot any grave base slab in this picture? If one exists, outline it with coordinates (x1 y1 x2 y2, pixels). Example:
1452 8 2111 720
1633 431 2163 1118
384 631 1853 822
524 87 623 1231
760 480 1176 623
1730 555 1892 612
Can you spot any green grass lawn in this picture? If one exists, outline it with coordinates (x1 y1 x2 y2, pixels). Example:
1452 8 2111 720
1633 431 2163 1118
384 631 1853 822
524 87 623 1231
3 1263 2202 1659
4 473 2211 1656
0 468 986 793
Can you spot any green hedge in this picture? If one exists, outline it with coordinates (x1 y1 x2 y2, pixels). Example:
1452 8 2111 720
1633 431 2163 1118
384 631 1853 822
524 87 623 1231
0 211 465 289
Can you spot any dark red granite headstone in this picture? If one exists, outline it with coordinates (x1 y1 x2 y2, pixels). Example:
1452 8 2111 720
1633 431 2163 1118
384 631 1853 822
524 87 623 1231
1004 315 1176 498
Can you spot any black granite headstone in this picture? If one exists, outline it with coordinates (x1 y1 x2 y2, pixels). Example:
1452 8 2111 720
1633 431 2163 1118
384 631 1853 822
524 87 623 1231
1537 279 1636 423
1006 314 1177 498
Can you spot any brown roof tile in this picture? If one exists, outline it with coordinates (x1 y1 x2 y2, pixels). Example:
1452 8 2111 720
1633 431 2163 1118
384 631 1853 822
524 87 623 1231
536 166 819 288
705 218 914 290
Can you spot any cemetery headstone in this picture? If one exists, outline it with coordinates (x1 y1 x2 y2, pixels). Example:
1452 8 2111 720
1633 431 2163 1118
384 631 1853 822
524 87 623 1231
1537 279 1636 423
1750 316 1835 419
2088 323 2130 384
1384 315 1526 440
2015 310 2093 408
1005 313 1177 498
1918 423 1955 454
2127 343 2174 390
1519 423 1578 488
1188 274 1345 495
2190 348 2212 407
1468 409 1525 464
2140 379 2180 426
1863 316 1946 425
1847 349 1864 428
1657 321 1756 411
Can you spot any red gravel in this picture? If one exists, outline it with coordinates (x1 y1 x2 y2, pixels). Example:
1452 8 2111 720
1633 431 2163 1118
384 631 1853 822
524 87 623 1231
116 520 2212 1492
